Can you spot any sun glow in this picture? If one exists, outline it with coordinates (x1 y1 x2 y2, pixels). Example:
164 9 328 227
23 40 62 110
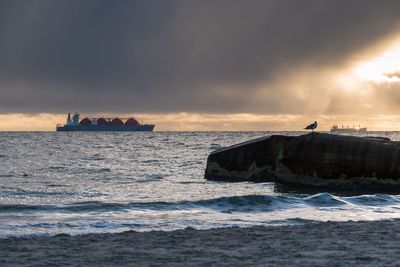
353 43 400 83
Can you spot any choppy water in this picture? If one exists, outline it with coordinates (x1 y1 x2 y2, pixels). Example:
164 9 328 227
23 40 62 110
1 131 400 238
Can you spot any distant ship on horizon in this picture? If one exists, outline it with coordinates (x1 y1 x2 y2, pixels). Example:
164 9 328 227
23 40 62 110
56 113 155 132
330 124 367 133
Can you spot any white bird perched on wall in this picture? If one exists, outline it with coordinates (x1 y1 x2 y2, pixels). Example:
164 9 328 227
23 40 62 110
304 121 318 131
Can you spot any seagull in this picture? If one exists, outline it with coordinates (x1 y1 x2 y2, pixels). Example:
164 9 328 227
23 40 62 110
304 121 318 132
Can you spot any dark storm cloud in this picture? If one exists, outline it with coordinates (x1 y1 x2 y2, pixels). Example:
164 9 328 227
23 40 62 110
0 0 400 113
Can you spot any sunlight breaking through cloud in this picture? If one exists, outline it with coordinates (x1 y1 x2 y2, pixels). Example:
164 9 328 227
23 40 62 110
353 43 400 83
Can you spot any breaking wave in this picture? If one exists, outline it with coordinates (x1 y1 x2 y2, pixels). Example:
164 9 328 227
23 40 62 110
1 193 399 214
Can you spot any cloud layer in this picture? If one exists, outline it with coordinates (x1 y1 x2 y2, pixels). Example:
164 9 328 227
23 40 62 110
1 0 400 114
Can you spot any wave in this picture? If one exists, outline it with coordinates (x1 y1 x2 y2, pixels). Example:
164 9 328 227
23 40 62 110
0 188 105 198
209 143 222 150
1 193 399 214
136 174 164 183
345 194 398 206
303 193 347 207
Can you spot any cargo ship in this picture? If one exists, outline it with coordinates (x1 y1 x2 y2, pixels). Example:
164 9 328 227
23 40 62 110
330 124 367 133
56 113 155 132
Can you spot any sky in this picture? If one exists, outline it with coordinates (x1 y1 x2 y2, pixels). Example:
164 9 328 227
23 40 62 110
1 0 400 131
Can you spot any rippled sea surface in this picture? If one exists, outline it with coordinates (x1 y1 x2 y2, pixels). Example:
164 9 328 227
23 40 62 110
1 131 400 238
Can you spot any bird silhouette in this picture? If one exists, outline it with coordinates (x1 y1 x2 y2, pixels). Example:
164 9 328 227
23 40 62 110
304 121 318 131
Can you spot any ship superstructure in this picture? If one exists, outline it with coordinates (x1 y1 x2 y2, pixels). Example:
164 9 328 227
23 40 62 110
56 113 155 132
330 124 367 133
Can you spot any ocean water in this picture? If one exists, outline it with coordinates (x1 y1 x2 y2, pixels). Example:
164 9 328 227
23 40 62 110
1 131 400 238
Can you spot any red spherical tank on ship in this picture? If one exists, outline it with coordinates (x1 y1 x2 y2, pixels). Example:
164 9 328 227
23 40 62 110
110 118 124 126
125 118 140 126
79 118 92 125
97 118 108 126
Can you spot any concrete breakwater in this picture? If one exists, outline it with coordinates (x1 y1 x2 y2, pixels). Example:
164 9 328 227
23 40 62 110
205 133 400 190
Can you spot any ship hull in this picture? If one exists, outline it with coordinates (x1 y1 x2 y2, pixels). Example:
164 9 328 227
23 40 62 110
330 128 367 133
56 125 155 132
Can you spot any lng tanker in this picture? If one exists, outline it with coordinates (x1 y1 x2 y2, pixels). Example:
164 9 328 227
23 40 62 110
56 113 155 132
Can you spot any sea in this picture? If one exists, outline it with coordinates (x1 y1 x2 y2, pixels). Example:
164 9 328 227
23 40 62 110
1 131 400 238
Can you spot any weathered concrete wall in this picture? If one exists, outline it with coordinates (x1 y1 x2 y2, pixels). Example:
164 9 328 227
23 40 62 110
205 135 293 182
205 133 400 190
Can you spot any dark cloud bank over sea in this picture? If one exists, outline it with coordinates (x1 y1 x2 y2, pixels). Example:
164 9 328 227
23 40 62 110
0 0 400 114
